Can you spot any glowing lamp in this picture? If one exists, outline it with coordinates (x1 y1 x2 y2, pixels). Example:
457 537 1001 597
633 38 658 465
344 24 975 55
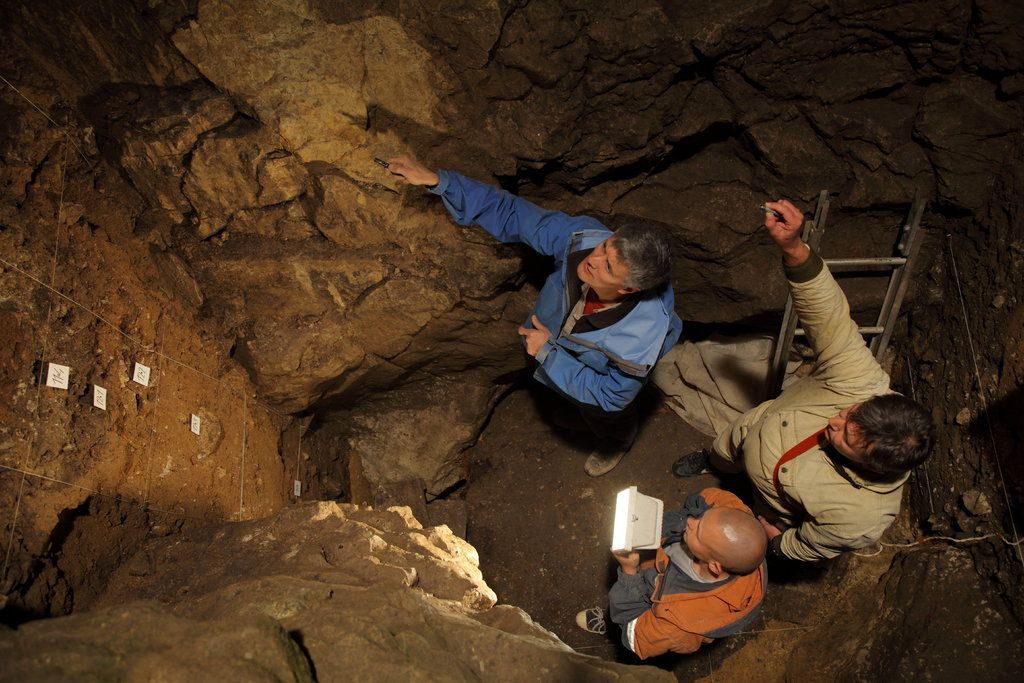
611 486 663 552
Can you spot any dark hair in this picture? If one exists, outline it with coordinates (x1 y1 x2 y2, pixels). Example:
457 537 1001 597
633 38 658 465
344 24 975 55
612 223 672 291
848 394 935 477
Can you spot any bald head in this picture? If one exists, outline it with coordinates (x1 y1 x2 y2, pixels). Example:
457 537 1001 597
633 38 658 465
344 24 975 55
702 507 768 575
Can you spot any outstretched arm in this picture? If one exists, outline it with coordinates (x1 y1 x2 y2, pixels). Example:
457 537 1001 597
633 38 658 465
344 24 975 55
763 200 885 388
388 155 599 258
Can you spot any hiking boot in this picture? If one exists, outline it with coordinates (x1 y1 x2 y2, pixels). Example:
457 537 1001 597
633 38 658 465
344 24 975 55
585 447 628 477
671 448 711 477
575 607 607 635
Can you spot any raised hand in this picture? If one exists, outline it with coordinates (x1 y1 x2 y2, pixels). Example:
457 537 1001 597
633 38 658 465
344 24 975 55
386 155 440 187
763 199 810 266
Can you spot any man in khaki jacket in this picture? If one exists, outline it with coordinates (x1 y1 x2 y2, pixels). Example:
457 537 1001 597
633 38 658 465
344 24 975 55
673 199 935 562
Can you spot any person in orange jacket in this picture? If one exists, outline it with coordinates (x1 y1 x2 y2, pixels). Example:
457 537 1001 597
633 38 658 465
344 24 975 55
577 488 767 658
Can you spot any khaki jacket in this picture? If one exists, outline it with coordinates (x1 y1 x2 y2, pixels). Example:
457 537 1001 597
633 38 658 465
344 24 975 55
713 253 907 561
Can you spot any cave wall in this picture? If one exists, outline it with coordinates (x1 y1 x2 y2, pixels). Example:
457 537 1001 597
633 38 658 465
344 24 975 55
5 0 1021 497
163 0 1022 502
0 1 292 619
1 0 1023 672
901 140 1024 617
0 501 674 682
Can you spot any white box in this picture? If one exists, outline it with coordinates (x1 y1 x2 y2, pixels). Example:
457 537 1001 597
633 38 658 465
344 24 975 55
293 480 302 497
611 486 664 552
190 414 201 435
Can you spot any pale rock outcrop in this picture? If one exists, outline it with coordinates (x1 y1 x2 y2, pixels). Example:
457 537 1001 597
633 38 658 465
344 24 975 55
173 1 445 167
0 502 673 682
183 120 312 239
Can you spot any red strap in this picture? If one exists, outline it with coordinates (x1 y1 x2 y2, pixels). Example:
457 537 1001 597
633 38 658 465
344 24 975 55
772 429 826 501
582 288 605 316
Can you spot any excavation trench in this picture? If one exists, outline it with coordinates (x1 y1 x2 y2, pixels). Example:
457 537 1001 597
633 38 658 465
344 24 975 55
1 0 1023 680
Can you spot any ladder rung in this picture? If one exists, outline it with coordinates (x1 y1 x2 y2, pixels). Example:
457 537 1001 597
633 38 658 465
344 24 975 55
824 257 907 269
794 325 884 336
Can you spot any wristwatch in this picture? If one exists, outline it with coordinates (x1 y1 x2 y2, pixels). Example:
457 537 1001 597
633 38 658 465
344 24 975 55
767 534 786 561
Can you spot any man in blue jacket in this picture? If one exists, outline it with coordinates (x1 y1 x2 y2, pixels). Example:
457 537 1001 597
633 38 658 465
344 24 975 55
387 156 682 476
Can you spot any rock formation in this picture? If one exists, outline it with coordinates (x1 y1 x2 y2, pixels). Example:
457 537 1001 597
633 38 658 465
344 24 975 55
0 0 1022 678
1 501 671 681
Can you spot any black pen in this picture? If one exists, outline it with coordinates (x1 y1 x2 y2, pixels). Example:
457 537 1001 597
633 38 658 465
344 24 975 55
758 204 783 219
374 157 390 169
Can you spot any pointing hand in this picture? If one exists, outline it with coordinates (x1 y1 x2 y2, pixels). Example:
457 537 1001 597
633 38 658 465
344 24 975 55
386 155 440 187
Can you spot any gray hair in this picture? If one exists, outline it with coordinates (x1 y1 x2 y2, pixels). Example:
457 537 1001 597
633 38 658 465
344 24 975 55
613 223 673 291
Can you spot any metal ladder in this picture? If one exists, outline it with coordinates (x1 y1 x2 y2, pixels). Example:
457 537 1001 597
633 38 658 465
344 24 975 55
767 191 926 398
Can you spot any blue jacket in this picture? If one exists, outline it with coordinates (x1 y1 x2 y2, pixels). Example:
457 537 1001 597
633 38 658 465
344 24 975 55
429 171 682 412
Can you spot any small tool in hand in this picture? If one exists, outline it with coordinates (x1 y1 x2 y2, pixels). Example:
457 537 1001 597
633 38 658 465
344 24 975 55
373 157 390 169
759 204 783 219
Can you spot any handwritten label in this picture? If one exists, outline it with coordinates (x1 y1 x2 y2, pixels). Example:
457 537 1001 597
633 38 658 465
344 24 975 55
293 480 302 497
92 385 107 410
132 362 151 387
45 363 70 390
190 414 201 435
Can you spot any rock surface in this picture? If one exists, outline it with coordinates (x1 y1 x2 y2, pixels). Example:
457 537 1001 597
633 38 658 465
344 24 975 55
781 547 1024 680
7 0 1022 500
1 602 314 682
0 502 673 682
0 76 289 620
1 0 1023 677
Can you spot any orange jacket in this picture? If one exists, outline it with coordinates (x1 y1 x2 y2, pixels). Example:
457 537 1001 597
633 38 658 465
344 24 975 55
632 488 767 659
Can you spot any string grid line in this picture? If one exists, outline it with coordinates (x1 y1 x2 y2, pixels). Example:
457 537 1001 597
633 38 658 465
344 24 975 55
0 73 294 591
239 391 247 520
852 532 1024 558
2 137 69 580
141 325 166 506
0 73 91 166
945 234 1024 571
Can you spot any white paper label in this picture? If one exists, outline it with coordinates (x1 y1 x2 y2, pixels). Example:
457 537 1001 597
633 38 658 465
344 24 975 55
92 385 107 410
45 363 70 390
293 480 302 497
190 414 201 435
132 362 151 386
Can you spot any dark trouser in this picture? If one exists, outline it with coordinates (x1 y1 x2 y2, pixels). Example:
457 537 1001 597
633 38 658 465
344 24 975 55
578 401 639 452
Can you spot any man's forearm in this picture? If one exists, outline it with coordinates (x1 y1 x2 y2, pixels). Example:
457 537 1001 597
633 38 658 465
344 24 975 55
608 569 651 625
783 247 825 285
781 241 812 267
778 527 841 562
427 170 580 258
537 344 643 412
